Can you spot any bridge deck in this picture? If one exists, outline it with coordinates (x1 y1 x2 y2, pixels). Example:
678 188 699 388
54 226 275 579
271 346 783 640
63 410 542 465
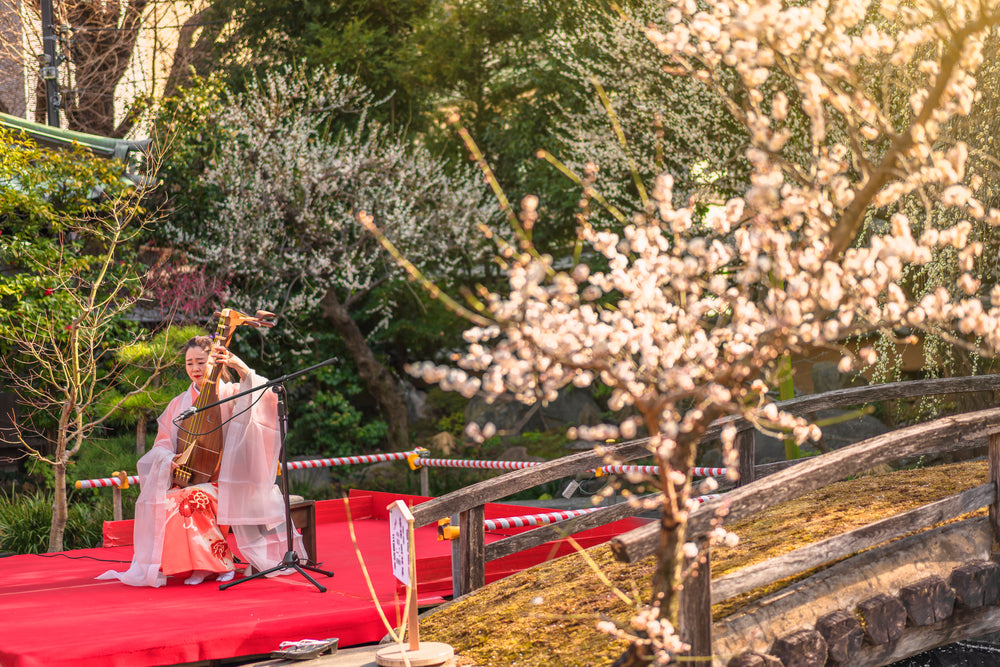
0 490 647 667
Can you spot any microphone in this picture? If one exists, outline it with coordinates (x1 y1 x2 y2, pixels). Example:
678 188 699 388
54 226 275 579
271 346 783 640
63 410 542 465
172 406 197 424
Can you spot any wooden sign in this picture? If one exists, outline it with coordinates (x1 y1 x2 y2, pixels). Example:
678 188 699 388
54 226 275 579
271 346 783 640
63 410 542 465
378 500 454 667
388 500 413 587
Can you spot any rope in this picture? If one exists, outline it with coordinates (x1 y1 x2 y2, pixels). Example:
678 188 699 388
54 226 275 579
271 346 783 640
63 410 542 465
415 458 541 471
413 458 727 478
74 475 139 489
485 508 599 530
74 451 726 489
74 449 423 489
593 465 727 477
286 450 417 470
482 493 724 530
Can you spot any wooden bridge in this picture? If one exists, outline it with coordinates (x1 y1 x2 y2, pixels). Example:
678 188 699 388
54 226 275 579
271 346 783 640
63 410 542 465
411 375 1000 667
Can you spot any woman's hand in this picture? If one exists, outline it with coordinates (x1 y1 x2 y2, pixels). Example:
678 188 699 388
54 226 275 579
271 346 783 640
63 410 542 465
212 345 249 380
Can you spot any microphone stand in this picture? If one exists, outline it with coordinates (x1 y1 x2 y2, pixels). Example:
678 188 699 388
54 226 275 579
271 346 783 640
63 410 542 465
176 357 337 592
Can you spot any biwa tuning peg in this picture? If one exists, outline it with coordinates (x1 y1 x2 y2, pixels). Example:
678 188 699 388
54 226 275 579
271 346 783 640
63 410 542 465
254 310 276 328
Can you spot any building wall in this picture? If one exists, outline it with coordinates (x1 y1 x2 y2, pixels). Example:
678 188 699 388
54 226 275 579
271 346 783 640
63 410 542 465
0 0 26 117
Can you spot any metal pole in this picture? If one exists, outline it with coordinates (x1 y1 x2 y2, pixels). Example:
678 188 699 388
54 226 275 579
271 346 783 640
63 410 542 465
39 0 60 126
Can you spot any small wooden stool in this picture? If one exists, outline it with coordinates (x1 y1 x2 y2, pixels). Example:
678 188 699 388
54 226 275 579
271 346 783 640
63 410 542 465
289 498 317 564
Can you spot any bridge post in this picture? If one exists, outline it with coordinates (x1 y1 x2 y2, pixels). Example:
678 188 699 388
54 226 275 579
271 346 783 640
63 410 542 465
736 427 755 487
679 537 712 661
459 505 486 593
988 427 1000 551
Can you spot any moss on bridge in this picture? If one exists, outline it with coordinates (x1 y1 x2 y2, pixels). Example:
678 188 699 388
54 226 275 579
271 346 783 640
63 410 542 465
419 459 988 666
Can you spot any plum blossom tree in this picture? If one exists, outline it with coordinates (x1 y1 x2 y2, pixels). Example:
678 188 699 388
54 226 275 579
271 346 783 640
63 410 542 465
163 67 498 452
370 0 1000 662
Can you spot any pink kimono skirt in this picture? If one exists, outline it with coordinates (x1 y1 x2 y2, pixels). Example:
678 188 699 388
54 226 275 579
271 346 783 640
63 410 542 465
159 483 234 577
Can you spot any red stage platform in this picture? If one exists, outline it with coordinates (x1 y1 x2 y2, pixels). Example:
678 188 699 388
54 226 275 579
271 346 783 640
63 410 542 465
0 490 648 667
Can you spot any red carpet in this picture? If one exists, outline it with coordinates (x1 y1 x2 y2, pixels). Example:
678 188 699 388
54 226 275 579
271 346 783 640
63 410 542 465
0 491 647 667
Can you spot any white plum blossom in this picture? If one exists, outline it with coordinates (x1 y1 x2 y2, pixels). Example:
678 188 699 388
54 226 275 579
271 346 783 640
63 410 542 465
375 0 1000 662
168 67 497 326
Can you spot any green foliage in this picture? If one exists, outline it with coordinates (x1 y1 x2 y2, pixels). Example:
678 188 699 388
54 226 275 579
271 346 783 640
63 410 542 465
286 364 388 458
208 0 600 251
370 279 477 366
0 491 105 553
0 129 125 227
0 124 159 552
0 491 50 553
69 434 142 490
150 77 231 245
25 458 55 491
0 129 135 359
216 0 430 126
95 325 203 434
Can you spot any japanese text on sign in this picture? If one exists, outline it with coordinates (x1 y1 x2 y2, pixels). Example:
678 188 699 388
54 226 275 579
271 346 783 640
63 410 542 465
388 501 412 586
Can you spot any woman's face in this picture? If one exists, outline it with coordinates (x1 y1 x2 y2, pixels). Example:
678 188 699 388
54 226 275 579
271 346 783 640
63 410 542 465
185 346 210 388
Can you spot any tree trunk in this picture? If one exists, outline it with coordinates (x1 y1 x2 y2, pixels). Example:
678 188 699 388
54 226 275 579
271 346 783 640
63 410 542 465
162 6 230 100
62 0 148 136
319 287 410 451
616 407 723 665
47 458 67 552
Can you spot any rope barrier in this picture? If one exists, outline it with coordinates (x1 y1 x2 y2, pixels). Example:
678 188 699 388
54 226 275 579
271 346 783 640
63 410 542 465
480 493 724 531
74 450 727 491
485 508 598 530
414 457 541 471
74 473 139 490
595 465 727 478
691 467 727 478
409 457 727 479
286 450 418 471
74 449 424 490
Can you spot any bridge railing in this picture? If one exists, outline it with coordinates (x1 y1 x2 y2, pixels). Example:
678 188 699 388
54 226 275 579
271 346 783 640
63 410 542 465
409 375 1000 598
611 407 1000 658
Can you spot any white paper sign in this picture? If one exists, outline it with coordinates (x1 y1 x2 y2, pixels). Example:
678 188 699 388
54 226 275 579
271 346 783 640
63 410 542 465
388 500 413 586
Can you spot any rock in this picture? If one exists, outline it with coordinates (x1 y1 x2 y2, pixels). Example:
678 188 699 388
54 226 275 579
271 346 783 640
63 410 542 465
566 439 605 451
538 388 602 429
465 395 541 436
727 652 783 667
288 459 333 490
812 408 891 452
358 460 410 492
899 576 956 626
811 361 868 395
816 609 863 665
752 408 890 464
498 446 545 462
950 561 1000 609
856 593 906 645
428 432 458 456
771 628 827 666
400 380 428 424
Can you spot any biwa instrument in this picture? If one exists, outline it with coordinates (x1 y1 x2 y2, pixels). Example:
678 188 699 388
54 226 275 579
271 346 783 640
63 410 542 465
172 308 275 488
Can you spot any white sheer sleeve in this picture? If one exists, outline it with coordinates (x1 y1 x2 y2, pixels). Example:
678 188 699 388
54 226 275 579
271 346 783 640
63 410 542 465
217 370 306 571
96 427 177 587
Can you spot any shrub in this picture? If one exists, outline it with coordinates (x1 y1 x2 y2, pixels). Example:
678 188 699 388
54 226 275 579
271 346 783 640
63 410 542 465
0 491 106 554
